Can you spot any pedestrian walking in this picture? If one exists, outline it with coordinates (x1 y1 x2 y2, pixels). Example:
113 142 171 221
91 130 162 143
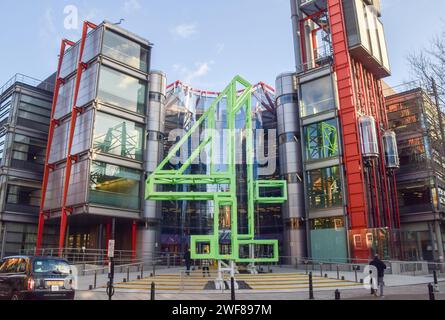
370 254 387 298
184 249 192 276
202 259 211 277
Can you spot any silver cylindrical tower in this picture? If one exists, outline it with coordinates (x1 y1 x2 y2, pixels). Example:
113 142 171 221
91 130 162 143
276 72 306 259
290 0 303 72
138 70 167 259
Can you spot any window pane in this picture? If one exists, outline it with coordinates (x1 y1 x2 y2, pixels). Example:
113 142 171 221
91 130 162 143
89 161 141 210
311 216 345 230
10 134 46 172
0 95 12 126
103 30 149 72
301 76 335 117
307 166 342 210
7 185 41 208
0 132 6 163
93 112 144 161
20 95 51 110
98 66 147 114
304 119 339 161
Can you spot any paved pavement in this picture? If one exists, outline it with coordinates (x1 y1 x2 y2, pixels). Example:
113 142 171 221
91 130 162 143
75 282 445 300
74 266 445 300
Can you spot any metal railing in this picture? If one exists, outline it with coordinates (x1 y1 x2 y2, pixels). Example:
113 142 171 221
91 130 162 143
0 73 54 96
19 247 136 266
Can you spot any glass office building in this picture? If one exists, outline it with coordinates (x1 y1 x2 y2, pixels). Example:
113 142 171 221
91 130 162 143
39 21 155 254
386 87 445 262
283 0 400 262
0 74 56 257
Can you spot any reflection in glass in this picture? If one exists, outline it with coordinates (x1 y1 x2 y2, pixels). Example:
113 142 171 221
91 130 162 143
7 185 40 208
304 119 339 161
98 66 147 114
93 112 144 161
307 166 342 210
12 134 46 172
89 161 141 210
301 76 335 117
103 30 149 72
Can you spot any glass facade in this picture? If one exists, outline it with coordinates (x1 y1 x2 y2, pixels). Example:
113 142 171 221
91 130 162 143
103 30 149 72
307 166 342 210
304 119 339 161
17 94 51 132
310 216 347 262
11 134 46 173
93 112 144 161
158 84 283 254
98 66 147 114
387 90 444 176
0 95 12 127
0 132 5 164
397 180 433 214
6 185 41 214
300 76 335 117
89 161 141 210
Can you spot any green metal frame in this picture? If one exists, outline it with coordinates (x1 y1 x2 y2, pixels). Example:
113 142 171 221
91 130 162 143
306 120 338 160
146 76 287 263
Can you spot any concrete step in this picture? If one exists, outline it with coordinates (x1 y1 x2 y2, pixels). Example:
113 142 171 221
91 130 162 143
111 272 362 292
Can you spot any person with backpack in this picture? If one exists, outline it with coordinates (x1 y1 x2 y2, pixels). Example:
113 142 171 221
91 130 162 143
370 254 387 297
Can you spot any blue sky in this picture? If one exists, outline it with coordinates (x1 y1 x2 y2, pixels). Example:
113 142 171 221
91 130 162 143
0 0 444 90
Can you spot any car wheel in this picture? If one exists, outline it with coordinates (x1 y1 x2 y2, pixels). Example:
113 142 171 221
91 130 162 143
11 292 22 301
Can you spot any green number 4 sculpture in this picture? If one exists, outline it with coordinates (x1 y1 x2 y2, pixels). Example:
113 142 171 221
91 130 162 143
146 76 287 264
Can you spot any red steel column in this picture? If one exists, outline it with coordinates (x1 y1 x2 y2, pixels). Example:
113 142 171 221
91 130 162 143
36 39 75 255
58 21 97 256
328 0 369 259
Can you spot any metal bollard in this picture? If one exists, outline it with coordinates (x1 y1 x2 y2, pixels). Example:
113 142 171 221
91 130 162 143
433 270 439 292
94 270 97 289
141 265 144 279
309 272 314 300
320 264 323 278
231 277 236 301
335 289 341 300
337 265 340 280
127 267 130 282
370 270 375 295
428 283 435 300
151 282 156 301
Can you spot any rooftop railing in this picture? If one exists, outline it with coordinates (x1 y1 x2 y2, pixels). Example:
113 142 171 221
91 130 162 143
0 73 54 97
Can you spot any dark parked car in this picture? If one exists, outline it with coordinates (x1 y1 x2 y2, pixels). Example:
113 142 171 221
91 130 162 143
0 256 75 300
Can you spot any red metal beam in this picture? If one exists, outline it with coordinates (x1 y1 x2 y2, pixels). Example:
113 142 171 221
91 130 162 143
327 0 369 260
36 39 75 255
58 21 97 256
